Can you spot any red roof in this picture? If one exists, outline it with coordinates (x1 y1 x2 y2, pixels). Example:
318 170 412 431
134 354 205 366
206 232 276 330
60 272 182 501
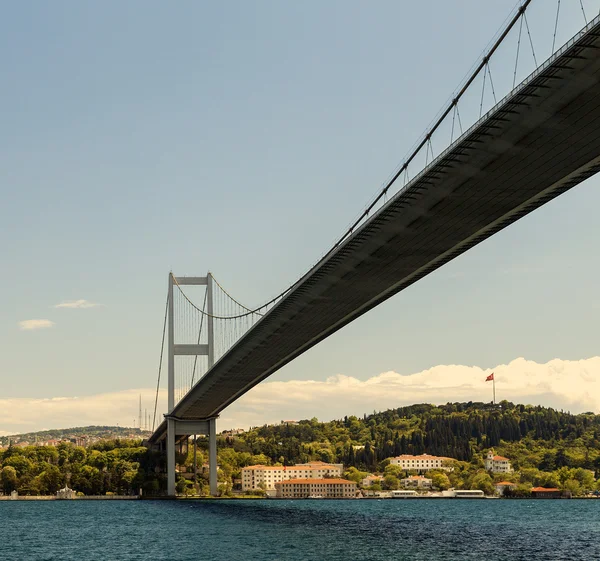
493 455 509 461
495 481 516 487
531 487 560 492
276 478 355 485
391 454 452 461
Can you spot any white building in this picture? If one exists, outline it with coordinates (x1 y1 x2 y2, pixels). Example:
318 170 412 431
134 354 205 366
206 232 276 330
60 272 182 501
388 454 453 473
242 461 344 491
275 478 356 498
484 450 513 473
361 475 381 488
400 475 432 489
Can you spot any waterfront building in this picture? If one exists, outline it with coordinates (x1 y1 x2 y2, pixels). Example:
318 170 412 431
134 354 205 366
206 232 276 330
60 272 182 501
494 481 517 496
242 461 344 491
388 454 453 473
391 490 418 498
452 489 485 498
484 450 513 473
275 478 356 498
56 486 76 499
400 475 432 489
531 487 563 498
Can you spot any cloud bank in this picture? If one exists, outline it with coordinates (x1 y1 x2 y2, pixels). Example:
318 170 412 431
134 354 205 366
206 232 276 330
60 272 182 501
0 357 598 435
18 319 55 331
54 299 100 309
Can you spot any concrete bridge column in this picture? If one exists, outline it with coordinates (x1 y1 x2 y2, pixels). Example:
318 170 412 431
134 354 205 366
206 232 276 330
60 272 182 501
209 417 217 496
167 418 176 496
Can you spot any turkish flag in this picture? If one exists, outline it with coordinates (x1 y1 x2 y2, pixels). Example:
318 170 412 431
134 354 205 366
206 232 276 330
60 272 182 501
485 373 494 382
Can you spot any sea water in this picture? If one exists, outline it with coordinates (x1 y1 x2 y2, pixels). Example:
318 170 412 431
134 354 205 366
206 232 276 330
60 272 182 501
1 499 598 560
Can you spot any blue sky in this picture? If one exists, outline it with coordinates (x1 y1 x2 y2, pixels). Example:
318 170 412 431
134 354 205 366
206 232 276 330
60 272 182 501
1 1 599 430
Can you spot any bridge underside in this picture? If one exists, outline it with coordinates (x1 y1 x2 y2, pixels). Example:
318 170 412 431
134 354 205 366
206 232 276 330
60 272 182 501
149 19 600 445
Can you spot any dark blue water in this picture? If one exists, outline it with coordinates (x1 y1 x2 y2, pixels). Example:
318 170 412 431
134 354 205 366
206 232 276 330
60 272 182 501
1 499 598 560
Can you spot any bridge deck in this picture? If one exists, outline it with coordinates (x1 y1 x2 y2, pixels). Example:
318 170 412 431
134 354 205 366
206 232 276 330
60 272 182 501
150 18 600 443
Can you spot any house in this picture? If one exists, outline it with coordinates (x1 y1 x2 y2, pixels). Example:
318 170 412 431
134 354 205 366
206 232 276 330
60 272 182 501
388 454 453 473
275 478 356 498
400 475 432 489
361 475 381 487
484 450 513 473
494 481 517 496
531 487 566 499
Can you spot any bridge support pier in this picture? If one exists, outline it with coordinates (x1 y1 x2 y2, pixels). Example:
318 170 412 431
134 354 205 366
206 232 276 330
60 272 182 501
167 418 176 496
163 272 219 497
209 417 217 496
165 417 218 497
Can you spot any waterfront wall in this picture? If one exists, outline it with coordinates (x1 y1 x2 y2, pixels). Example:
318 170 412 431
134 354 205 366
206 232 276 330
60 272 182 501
0 495 139 501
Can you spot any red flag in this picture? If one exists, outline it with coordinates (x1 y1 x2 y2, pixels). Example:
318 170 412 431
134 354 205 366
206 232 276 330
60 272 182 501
486 373 494 382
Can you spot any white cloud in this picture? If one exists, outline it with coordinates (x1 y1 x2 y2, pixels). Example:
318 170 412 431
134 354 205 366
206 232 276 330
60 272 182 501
18 319 55 331
221 356 600 428
1 357 598 435
53 299 101 309
0 389 166 436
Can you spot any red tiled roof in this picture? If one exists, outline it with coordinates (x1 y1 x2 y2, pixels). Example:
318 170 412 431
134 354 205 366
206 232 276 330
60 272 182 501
391 454 452 461
531 487 560 492
495 481 516 486
276 478 355 485
493 455 509 461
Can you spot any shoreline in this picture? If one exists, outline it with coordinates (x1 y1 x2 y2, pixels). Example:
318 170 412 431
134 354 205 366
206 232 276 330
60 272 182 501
1 495 598 501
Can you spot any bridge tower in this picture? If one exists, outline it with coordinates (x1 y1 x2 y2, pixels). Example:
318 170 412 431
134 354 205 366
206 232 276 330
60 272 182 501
166 272 218 497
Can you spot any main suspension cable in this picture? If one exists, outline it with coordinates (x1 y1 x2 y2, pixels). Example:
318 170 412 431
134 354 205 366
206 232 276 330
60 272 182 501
172 273 293 319
152 293 169 432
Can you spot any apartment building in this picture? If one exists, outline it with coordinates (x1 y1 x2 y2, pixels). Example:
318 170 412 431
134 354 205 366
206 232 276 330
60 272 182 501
275 478 356 498
242 461 344 491
388 454 453 473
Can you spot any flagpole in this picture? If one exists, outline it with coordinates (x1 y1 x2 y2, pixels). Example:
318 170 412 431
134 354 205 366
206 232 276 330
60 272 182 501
493 376 496 405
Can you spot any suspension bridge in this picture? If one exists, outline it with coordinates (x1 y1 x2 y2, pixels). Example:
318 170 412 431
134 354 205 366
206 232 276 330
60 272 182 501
147 1 600 496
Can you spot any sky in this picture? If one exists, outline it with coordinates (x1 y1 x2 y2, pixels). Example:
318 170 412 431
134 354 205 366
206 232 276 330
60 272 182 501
1 1 600 434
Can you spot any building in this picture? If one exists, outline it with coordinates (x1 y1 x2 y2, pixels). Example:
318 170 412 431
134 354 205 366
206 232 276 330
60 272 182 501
361 475 381 487
484 450 513 473
494 481 517 496
275 478 356 498
388 454 453 473
56 486 76 499
400 475 432 489
531 487 565 499
242 461 344 491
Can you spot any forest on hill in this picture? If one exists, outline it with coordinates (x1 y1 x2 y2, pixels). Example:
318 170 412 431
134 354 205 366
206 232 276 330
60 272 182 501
0 426 149 447
1 401 599 496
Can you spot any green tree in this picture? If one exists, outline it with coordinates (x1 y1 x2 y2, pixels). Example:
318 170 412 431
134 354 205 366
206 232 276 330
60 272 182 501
1 466 18 494
431 472 451 490
562 478 582 496
383 475 400 490
38 465 62 495
471 472 494 495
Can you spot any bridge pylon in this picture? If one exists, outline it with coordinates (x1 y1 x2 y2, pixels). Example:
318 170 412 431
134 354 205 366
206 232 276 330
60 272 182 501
166 272 218 497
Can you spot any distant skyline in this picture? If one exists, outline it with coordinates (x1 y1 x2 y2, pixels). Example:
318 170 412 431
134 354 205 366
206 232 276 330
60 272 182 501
2 1 599 431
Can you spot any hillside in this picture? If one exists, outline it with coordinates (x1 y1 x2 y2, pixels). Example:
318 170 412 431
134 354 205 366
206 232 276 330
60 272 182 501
223 401 600 472
0 425 151 447
1 402 599 496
